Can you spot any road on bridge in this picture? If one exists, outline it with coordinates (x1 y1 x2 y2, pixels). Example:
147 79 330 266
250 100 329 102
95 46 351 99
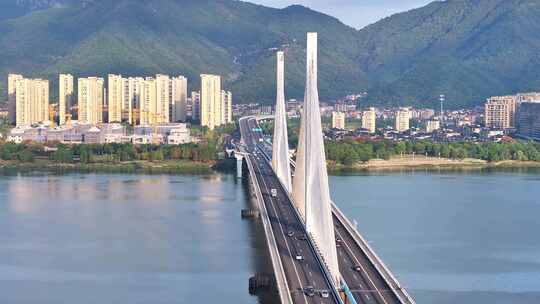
240 117 340 304
240 117 406 304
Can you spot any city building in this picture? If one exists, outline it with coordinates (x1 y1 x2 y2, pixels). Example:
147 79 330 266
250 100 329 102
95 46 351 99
484 95 517 129
412 108 435 120
331 111 346 129
108 74 123 123
59 74 74 126
362 107 376 133
516 101 540 140
78 77 104 125
191 91 200 121
221 90 233 124
200 74 222 130
140 77 157 125
155 74 170 123
15 78 50 127
8 74 23 124
122 77 143 125
517 92 540 103
170 76 188 122
395 108 411 132
426 120 440 133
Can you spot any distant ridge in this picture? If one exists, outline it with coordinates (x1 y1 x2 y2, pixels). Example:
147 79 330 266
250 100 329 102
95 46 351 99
1 0 540 108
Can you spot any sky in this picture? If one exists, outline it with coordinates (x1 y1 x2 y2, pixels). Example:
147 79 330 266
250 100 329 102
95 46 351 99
250 0 435 29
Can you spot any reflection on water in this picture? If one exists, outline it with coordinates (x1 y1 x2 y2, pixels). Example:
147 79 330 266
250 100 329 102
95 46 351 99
3 170 537 304
0 173 276 304
330 170 540 304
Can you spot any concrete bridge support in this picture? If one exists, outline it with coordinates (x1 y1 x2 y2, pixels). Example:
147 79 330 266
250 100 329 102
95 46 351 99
236 154 244 179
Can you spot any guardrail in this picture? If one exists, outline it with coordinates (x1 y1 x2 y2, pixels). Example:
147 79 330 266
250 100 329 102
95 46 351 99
253 144 344 304
332 204 416 304
259 132 414 304
243 150 293 304
243 116 415 304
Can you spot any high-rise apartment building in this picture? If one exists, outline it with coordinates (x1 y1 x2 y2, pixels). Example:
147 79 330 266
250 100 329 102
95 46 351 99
395 108 411 132
221 90 233 124
517 101 540 140
78 77 104 124
155 74 170 124
200 74 222 130
59 74 74 126
485 95 517 129
15 78 49 126
140 77 157 125
108 74 123 123
331 111 346 129
8 74 23 124
191 91 201 121
122 77 144 125
362 107 376 133
170 76 188 122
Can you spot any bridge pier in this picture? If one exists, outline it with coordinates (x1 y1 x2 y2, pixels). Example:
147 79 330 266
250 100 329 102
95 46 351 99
235 154 244 178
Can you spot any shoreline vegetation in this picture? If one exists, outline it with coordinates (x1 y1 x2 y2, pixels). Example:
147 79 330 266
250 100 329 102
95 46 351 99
3 123 540 175
0 124 237 175
327 156 540 173
0 159 220 175
262 120 540 173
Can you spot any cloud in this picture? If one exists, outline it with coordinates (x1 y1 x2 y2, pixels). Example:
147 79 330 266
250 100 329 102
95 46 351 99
250 0 434 28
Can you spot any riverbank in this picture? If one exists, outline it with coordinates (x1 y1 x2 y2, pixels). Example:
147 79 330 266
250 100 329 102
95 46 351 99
328 156 540 173
0 159 227 175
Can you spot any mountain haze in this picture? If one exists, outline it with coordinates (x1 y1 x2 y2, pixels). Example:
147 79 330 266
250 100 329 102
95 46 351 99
1 0 540 109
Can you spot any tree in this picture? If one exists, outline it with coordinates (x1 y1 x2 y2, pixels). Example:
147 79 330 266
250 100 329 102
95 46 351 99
52 147 74 163
17 150 34 163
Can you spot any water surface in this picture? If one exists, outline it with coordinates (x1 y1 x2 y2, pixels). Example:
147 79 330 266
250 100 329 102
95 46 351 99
0 173 274 304
331 170 540 304
0 171 539 303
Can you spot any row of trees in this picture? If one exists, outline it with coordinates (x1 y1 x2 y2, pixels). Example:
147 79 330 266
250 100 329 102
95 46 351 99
325 140 540 166
0 142 220 164
0 122 236 164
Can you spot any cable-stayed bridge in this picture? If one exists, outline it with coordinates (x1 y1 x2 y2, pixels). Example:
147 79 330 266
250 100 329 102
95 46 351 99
236 33 415 304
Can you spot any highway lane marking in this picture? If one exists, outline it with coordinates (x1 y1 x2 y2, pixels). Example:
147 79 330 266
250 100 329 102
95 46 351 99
246 124 338 303
335 228 389 304
258 152 336 304
253 159 309 304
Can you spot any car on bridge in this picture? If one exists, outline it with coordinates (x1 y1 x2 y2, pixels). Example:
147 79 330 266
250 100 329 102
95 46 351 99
304 286 315 297
319 290 330 298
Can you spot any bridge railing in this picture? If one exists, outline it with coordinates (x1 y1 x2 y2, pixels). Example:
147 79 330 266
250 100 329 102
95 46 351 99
263 141 415 304
244 116 415 304
254 144 344 304
331 204 416 304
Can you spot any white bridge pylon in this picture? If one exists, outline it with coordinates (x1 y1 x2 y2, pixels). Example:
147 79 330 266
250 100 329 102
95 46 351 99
272 51 293 193
292 32 341 286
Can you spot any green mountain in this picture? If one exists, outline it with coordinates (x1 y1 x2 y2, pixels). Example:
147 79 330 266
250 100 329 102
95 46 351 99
1 0 540 109
356 0 540 108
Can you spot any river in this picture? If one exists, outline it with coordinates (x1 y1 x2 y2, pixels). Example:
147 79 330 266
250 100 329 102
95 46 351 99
0 171 538 303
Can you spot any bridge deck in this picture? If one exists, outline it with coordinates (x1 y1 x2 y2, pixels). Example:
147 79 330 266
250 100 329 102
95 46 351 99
240 116 414 304
240 117 341 304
